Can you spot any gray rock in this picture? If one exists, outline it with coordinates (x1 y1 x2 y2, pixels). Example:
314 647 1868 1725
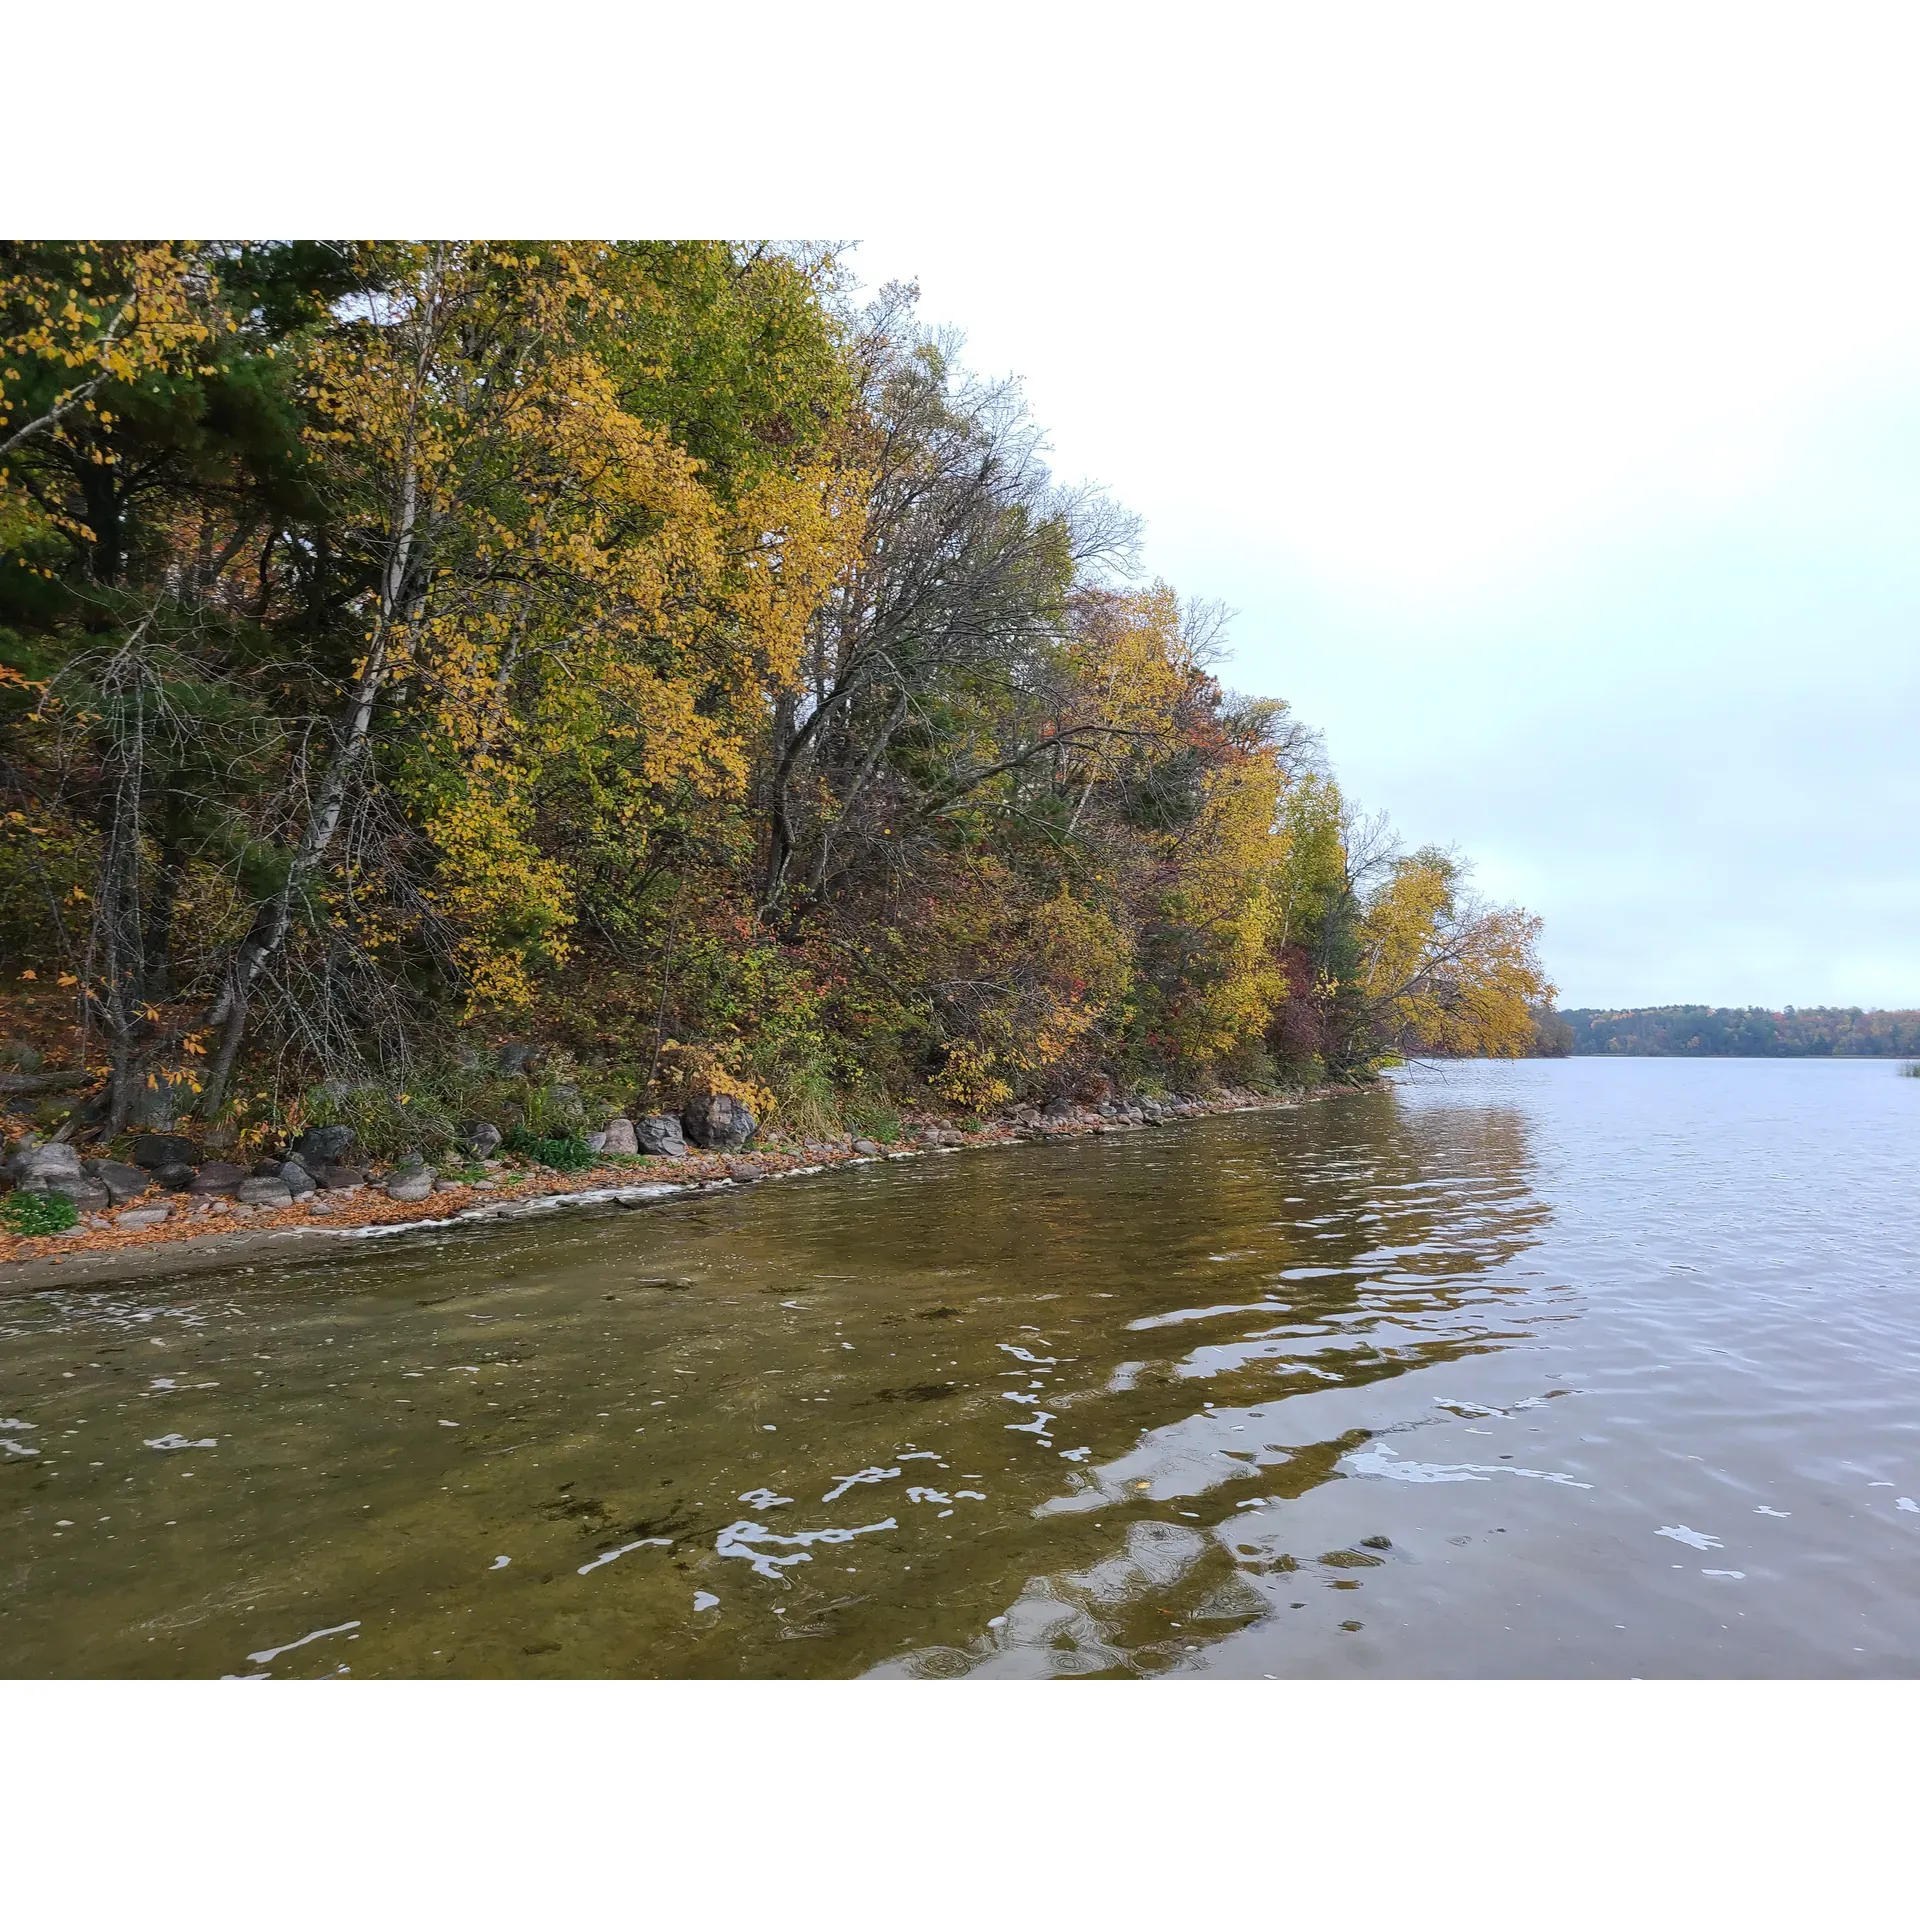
681 1092 757 1151
130 1133 200 1169
585 1130 608 1153
290 1124 355 1165
396 1150 424 1169
48 1175 112 1209
635 1113 688 1157
463 1120 503 1157
152 1162 198 1191
496 1042 543 1074
237 1176 295 1209
276 1161 317 1196
6 1141 84 1188
545 1083 586 1127
189 1162 247 1196
84 1159 153 1202
852 1138 883 1156
252 1159 284 1179
319 1163 366 1191
600 1116 638 1156
116 1207 169 1230
385 1166 435 1202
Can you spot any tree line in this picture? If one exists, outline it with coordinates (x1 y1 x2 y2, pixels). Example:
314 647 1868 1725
1558 1006 1920 1057
0 242 1549 1146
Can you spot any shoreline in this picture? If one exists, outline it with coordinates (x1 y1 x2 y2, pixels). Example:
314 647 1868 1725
0 1085 1358 1298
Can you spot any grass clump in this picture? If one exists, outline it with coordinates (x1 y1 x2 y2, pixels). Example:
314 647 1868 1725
1899 1061 1920 1078
3 1190 79 1235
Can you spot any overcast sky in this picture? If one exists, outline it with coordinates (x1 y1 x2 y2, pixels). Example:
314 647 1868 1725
849 17 1920 1011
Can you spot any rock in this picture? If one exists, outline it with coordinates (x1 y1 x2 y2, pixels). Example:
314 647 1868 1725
0 1041 43 1072
585 1130 608 1153
252 1159 284 1179
546 1083 586 1127
48 1176 112 1210
635 1113 688 1157
307 1200 335 1216
237 1177 295 1209
84 1160 153 1202
681 1092 757 1151
189 1162 246 1195
496 1042 543 1074
5 1141 84 1188
290 1124 355 1165
600 1116 638 1156
384 1166 435 1202
852 1138 883 1156
463 1120 503 1157
152 1161 198 1191
276 1160 317 1196
319 1163 366 1191
433 1177 464 1193
116 1207 169 1231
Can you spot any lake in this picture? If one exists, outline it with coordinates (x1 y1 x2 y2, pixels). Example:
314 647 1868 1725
3 1056 1916 1678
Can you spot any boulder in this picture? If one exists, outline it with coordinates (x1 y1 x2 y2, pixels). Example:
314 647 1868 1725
48 1175 112 1210
276 1160 317 1196
84 1159 152 1202
189 1162 247 1196
130 1133 201 1170
290 1124 355 1165
463 1120 503 1158
852 1138 883 1156
385 1165 435 1202
319 1163 366 1191
546 1083 587 1127
237 1176 295 1209
496 1042 543 1074
681 1092 757 1151
5 1141 84 1188
600 1116 638 1156
585 1130 608 1153
116 1207 169 1231
152 1162 198 1191
635 1113 688 1157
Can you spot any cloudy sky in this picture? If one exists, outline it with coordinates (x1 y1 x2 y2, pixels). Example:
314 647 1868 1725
850 14 1920 1011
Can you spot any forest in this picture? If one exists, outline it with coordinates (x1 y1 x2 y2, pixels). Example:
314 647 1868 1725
0 242 1549 1157
1559 1006 1920 1057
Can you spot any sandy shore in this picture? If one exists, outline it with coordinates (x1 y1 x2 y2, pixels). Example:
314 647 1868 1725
0 1087 1340 1296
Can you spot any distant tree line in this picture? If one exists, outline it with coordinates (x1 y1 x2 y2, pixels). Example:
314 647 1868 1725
1557 1006 1920 1057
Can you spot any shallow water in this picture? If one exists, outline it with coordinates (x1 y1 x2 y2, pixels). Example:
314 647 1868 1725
3 1057 1918 1679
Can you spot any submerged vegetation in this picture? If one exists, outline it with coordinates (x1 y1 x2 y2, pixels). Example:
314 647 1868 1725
1 242 1549 1152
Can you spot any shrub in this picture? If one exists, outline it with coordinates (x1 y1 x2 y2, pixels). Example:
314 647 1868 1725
3 1190 79 1236
504 1126 594 1171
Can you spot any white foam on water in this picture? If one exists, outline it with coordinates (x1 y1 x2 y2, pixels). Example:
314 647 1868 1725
1 1437 39 1457
248 1620 361 1665
1898 1498 1919 1514
489 1556 510 1570
144 1434 216 1450
1754 1506 1792 1517
822 1466 900 1502
0 1418 36 1430
693 1591 719 1612
715 1516 897 1579
1344 1447 1591 1490
578 1537 673 1575
1703 1569 1746 1579
896 1451 944 1462
1656 1525 1722 1551
907 1487 988 1505
738 1488 793 1510
1006 1412 1056 1438
1002 1391 1040 1405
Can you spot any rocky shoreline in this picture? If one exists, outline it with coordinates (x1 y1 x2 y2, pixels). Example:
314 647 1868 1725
0 1084 1352 1296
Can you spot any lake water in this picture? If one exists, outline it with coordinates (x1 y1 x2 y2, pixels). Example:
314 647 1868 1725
3 1057 1917 1679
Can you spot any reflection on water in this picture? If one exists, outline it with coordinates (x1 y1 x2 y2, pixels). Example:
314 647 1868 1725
4 1059 1918 1678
